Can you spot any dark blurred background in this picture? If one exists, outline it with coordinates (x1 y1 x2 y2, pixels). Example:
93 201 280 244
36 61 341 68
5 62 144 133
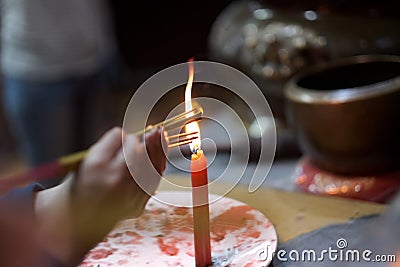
0 0 233 174
110 1 232 77
0 0 399 176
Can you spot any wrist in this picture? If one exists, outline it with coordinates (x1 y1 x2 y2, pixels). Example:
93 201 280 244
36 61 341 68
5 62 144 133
35 174 83 266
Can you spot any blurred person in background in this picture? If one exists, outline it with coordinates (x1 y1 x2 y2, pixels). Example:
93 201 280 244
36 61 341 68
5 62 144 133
0 0 119 187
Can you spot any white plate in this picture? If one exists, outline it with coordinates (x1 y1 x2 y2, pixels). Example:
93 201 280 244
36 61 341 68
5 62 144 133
80 191 277 266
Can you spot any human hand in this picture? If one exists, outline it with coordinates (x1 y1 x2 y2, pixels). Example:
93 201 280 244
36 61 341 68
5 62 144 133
72 127 167 220
35 127 167 266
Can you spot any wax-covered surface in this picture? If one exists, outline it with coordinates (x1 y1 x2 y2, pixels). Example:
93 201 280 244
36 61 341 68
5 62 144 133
80 192 277 266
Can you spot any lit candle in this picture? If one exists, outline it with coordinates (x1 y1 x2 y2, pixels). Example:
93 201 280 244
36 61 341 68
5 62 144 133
184 59 212 266
191 149 212 267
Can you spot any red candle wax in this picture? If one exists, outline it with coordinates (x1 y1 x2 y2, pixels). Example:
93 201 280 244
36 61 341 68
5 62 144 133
191 149 212 267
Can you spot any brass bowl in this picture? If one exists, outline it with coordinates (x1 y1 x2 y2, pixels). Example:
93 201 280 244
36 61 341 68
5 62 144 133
285 55 400 175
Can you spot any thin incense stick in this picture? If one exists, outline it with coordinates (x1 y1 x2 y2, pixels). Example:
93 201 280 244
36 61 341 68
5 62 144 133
0 109 202 194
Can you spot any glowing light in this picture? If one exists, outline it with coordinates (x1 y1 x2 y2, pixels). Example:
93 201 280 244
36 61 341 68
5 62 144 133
295 175 307 185
184 59 201 153
253 8 273 20
304 10 317 21
340 185 348 194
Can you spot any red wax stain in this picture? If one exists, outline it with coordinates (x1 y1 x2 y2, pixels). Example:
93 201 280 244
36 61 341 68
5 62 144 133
157 237 179 256
125 230 142 239
150 208 166 215
173 207 189 216
211 205 255 241
88 248 114 260
243 229 261 239
108 232 123 238
184 241 194 257
244 262 255 267
211 231 226 242
186 250 195 257
82 260 113 266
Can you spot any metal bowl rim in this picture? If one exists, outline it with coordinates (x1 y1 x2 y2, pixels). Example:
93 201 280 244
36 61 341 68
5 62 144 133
285 54 400 104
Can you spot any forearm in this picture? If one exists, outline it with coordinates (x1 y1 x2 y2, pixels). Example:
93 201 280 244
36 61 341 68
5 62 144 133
33 127 166 266
34 172 136 267
35 175 109 267
35 176 77 266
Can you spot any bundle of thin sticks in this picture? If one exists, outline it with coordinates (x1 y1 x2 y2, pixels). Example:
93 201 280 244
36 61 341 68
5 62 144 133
0 108 202 194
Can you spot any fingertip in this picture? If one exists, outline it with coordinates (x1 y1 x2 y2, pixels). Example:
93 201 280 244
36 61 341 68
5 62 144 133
112 126 123 135
104 127 122 139
124 132 139 144
90 127 124 160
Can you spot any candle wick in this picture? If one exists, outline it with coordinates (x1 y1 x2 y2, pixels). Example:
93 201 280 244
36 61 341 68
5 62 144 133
191 146 199 155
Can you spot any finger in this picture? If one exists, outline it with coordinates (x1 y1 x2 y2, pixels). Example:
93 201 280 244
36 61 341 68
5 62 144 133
145 128 168 175
114 133 140 170
89 127 123 163
133 140 162 197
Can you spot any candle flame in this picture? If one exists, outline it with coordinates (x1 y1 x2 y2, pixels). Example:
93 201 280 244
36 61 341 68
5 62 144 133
184 59 201 153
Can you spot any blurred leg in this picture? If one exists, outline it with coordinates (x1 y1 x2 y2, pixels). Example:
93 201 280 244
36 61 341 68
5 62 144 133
2 76 77 187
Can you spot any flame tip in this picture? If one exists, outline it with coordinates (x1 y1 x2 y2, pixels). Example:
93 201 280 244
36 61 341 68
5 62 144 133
184 58 201 152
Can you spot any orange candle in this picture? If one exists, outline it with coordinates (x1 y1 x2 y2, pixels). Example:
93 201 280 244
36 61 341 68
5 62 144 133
191 149 212 267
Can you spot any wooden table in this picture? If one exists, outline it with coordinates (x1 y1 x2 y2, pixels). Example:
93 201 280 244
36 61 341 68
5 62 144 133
159 176 386 243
